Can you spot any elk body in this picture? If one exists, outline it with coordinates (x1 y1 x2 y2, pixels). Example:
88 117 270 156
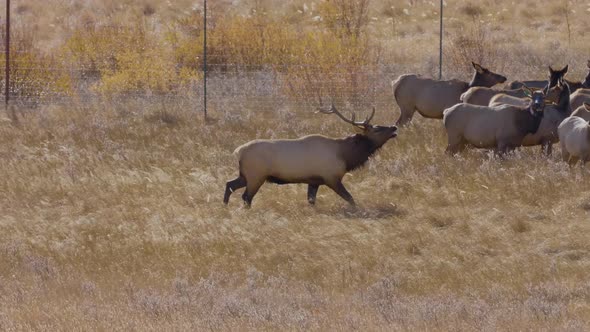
392 62 506 126
507 65 568 90
571 103 590 122
460 86 527 106
443 88 548 155
489 93 531 108
563 61 590 92
468 82 568 155
519 81 571 155
569 89 590 111
508 62 590 93
558 116 590 165
223 106 398 207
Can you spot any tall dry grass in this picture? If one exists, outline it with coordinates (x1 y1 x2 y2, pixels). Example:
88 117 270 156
1 0 590 330
1 97 590 330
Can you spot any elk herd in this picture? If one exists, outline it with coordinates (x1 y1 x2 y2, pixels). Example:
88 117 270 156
225 61 590 207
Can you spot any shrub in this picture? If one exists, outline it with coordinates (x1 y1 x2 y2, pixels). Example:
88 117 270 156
0 24 72 101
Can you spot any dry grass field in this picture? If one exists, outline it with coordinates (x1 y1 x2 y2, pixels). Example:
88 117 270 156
1 0 590 330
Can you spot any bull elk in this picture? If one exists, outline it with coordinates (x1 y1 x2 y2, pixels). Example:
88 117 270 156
223 106 398 207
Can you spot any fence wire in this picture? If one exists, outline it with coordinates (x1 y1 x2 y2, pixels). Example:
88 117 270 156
0 60 398 115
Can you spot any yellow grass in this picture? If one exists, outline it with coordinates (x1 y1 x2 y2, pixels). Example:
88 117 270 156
1 99 590 330
1 0 590 330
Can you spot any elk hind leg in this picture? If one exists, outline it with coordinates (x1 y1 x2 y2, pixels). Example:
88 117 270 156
445 133 466 155
568 155 579 167
541 142 553 156
307 184 320 205
560 142 570 163
242 177 265 207
327 180 356 206
395 100 416 126
561 149 570 163
224 175 247 204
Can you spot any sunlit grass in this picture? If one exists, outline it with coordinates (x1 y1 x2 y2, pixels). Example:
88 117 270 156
1 0 590 329
1 97 590 329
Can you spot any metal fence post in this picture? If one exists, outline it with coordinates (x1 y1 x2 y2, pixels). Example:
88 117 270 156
439 0 443 80
203 0 207 120
5 0 9 109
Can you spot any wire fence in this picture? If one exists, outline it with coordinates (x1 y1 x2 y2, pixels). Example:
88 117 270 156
0 0 418 119
0 56 401 115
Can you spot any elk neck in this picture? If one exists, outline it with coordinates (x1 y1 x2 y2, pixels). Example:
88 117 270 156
339 134 381 172
514 108 543 136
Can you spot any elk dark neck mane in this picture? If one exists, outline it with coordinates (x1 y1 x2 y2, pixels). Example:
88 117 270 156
566 79 583 93
467 70 487 88
340 134 382 172
514 109 543 135
557 83 572 115
467 73 478 88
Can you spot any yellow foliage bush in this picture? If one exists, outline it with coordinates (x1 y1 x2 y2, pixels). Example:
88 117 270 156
0 25 72 99
95 50 175 95
8 3 379 100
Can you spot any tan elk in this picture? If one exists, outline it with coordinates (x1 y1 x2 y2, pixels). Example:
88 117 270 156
569 88 590 111
392 62 507 125
443 88 550 155
224 106 398 207
571 103 590 122
507 65 568 91
508 63 590 93
558 116 590 165
564 61 590 92
482 82 568 155
461 86 528 106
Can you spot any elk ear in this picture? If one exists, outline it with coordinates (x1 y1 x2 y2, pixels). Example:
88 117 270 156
587 60 590 69
584 102 590 111
548 65 555 73
562 64 569 74
472 62 484 74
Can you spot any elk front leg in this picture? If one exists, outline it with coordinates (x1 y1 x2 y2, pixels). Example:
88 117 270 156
327 180 356 206
242 178 265 208
224 175 246 204
307 184 320 205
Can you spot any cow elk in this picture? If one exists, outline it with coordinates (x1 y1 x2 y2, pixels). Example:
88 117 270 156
564 60 590 92
558 115 590 165
443 87 551 156
461 86 528 106
507 65 568 91
392 62 507 125
569 88 590 111
224 106 398 207
571 103 590 122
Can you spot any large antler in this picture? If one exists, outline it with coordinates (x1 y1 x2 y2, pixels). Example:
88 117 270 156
317 104 375 127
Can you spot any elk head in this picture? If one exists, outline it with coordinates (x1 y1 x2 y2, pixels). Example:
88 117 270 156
318 104 398 147
470 62 507 87
546 65 569 91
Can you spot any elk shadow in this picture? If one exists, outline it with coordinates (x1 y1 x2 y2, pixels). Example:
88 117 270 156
336 203 408 220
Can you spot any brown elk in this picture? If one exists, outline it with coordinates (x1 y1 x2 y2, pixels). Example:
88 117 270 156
507 65 568 91
461 86 529 106
507 63 590 93
564 61 590 92
480 81 568 155
571 102 590 122
392 62 507 125
443 87 551 155
224 106 398 207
